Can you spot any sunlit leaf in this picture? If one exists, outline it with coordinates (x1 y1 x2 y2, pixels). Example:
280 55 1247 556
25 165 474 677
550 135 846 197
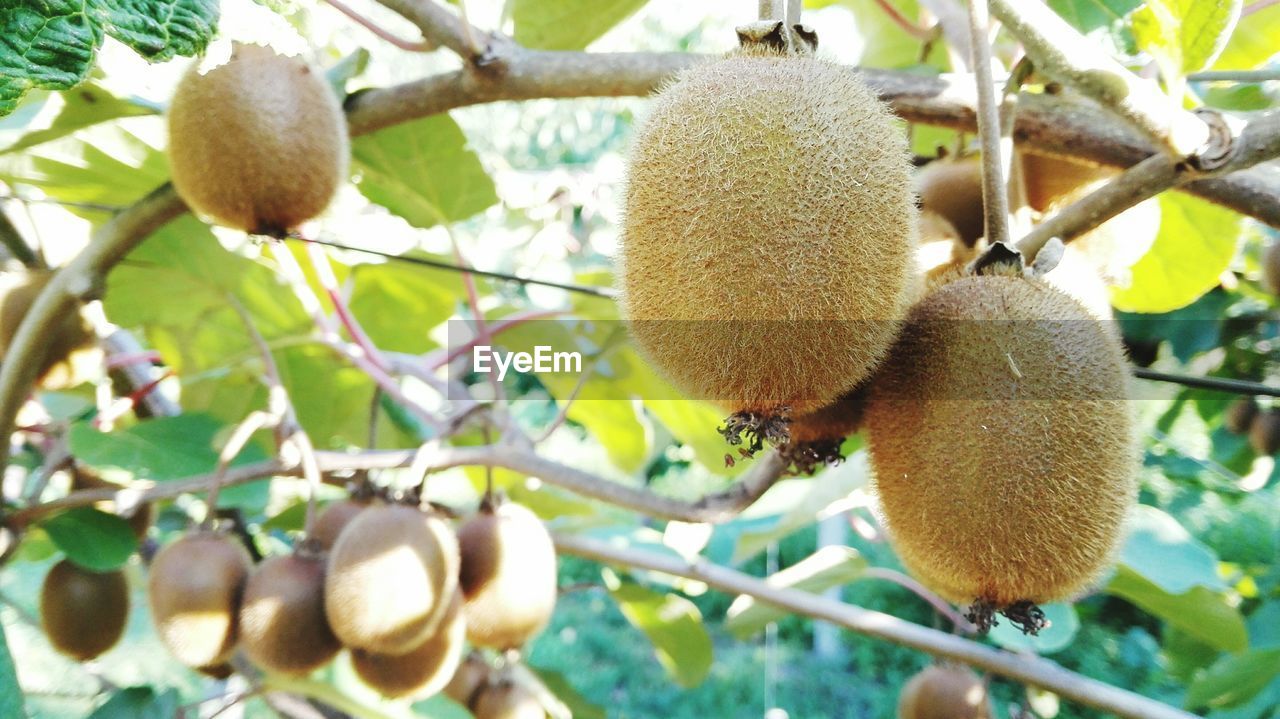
511 0 648 51
1187 647 1280 709
1132 0 1242 78
726 546 867 637
69 413 269 482
41 506 137 571
605 574 713 687
0 623 23 719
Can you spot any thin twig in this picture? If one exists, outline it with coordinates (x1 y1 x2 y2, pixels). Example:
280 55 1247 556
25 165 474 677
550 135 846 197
872 0 936 42
759 0 784 21
0 195 124 213
1188 69 1280 83
321 0 433 51
1133 368 1280 399
553 532 1197 719
1245 0 1280 16
532 327 624 443
202 410 277 530
967 0 1011 248
427 308 567 371
373 0 491 60
860 567 976 633
0 207 40 268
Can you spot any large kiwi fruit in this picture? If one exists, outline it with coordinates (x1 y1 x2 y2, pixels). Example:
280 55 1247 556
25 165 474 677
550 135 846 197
1249 409 1280 456
898 664 991 719
620 44 917 447
325 503 459 654
1225 397 1259 435
471 677 546 719
40 559 129 661
239 553 340 675
916 157 986 247
311 497 368 550
148 531 252 667
445 652 491 707
458 499 557 650
168 43 349 235
864 266 1137 630
351 591 465 699
0 270 99 389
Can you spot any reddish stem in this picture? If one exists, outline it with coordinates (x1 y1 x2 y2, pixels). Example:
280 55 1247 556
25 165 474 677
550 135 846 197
1246 0 1280 16
873 0 937 41
428 308 565 371
320 0 434 51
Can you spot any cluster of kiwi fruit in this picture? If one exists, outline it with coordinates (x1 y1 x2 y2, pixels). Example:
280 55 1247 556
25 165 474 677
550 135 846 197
37 485 559 716
622 26 1140 631
1226 397 1280 456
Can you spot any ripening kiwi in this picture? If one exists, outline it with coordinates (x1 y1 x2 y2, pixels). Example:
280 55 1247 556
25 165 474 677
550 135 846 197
865 267 1138 613
898 665 991 719
620 46 917 436
352 591 465 699
239 553 341 675
1264 241 1280 295
325 503 459 654
168 43 349 235
779 388 868 474
1249 409 1280 456
471 678 546 719
458 499 557 650
311 497 369 550
148 531 252 668
1226 397 1259 435
71 465 152 540
916 156 986 247
40 560 129 661
0 270 99 389
445 652 491 707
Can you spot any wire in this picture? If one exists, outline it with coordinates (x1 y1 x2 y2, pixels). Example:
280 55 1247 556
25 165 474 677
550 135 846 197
1132 368 1280 398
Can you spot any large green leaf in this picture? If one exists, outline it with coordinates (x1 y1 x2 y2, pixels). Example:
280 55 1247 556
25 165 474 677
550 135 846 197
528 667 606 719
99 0 219 61
1108 570 1246 651
1049 0 1144 32
69 413 270 482
510 0 648 51
1132 0 1243 78
1211 2 1280 70
605 573 713 688
40 506 137 571
351 114 497 229
1 82 157 154
88 687 180 719
1187 648 1280 710
0 623 23 719
348 259 463 354
725 546 867 637
1110 193 1242 313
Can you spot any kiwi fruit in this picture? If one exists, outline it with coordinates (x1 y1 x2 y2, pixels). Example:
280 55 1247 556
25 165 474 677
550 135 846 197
168 43 349 235
1249 409 1280 455
311 497 369 550
197 663 235 679
778 388 868 474
916 156 986 247
864 266 1137 629
239 553 341 676
471 677 546 719
148 531 252 667
40 559 129 661
898 664 991 719
1264 241 1280 295
0 270 99 389
325 503 460 654
458 499 557 650
619 45 917 447
1225 397 1259 435
444 651 492 707
351 591 465 699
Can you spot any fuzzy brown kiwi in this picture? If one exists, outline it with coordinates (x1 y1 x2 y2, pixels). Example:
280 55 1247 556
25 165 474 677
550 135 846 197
1264 241 1280 295
620 44 917 451
325 503 460 654
457 498 557 650
444 651 491 707
40 559 129 661
239 552 341 675
916 156 986 247
864 265 1138 632
897 665 991 719
471 677 546 719
0 270 99 389
778 388 868 475
1249 409 1280 456
148 531 252 667
167 43 348 235
1225 397 1259 435
351 591 465 699
311 497 369 550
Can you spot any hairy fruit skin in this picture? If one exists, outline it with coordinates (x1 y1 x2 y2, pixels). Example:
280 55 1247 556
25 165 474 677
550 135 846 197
352 592 465 699
472 679 546 719
40 560 129 661
620 50 917 417
325 504 460 654
458 501 557 650
916 158 986 247
311 498 369 550
148 532 252 668
168 44 349 234
865 271 1138 606
240 553 341 675
897 665 991 719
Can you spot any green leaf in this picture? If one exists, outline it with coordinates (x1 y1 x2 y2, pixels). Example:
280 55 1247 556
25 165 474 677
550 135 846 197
1049 0 1144 33
348 259 463 354
511 0 648 51
1212 2 1280 70
604 573 713 688
989 603 1080 654
40 506 137 571
1110 193 1242 313
99 0 219 61
351 114 497 228
1187 648 1280 710
88 687 180 719
1132 0 1243 78
1119 504 1225 593
1 82 158 153
528 667 606 719
732 451 867 562
0 1 104 116
1109 568 1246 651
0 623 23 719
69 413 269 482
725 546 867 637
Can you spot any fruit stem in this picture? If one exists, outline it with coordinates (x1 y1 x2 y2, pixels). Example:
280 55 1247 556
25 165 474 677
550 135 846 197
758 0 784 21
320 0 434 52
965 0 1011 249
203 410 277 530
